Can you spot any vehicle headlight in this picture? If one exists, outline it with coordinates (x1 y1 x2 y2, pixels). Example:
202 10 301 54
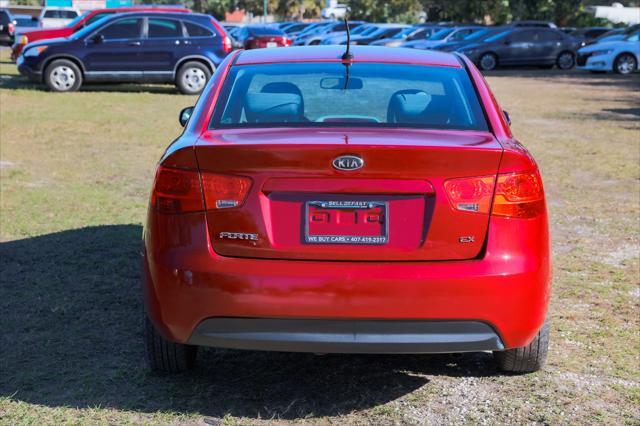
24 46 48 57
591 49 613 56
20 35 28 45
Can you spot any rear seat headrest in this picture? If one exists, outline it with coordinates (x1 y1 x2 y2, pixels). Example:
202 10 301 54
244 92 303 123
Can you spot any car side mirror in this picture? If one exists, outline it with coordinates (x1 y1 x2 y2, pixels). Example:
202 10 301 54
179 106 194 127
90 34 104 44
503 110 511 125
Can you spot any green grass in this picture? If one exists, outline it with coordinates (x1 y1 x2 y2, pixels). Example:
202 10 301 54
1 50 639 424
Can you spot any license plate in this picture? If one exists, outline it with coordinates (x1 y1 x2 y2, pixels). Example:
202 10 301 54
305 201 388 245
266 42 277 48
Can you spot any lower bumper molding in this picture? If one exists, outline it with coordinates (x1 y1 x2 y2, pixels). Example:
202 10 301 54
187 318 504 354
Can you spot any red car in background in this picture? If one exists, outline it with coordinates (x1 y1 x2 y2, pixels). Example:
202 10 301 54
233 25 291 49
143 46 551 374
11 6 195 60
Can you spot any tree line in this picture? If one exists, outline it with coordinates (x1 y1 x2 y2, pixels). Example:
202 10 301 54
194 0 632 26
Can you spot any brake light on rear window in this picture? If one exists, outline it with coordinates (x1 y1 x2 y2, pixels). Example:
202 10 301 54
151 167 203 213
444 176 495 214
492 171 544 218
201 173 252 209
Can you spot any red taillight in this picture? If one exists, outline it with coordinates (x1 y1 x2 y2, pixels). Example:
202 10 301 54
285 38 292 46
201 173 252 209
151 167 203 213
444 170 545 218
444 175 495 214
492 171 544 218
8 22 14 35
220 36 232 53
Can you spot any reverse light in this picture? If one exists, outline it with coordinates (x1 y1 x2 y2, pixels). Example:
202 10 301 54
151 167 203 213
201 173 252 209
492 171 545 218
444 176 495 214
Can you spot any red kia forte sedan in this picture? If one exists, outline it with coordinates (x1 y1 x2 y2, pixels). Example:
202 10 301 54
143 46 551 374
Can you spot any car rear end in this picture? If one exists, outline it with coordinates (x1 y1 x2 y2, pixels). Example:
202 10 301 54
0 9 15 46
143 47 550 372
245 26 290 49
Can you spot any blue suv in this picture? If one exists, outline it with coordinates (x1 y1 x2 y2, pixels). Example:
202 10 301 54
17 12 231 94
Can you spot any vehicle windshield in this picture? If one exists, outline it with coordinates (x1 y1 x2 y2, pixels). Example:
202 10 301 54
464 29 490 40
357 25 379 36
428 28 453 40
69 15 112 40
212 62 488 132
249 26 284 36
391 27 416 39
484 30 511 42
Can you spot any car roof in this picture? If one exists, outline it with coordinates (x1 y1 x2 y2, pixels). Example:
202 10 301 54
234 45 462 68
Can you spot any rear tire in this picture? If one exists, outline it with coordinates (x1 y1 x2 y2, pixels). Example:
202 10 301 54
44 59 82 92
478 53 498 71
175 61 211 95
613 53 637 74
144 316 197 372
494 319 550 373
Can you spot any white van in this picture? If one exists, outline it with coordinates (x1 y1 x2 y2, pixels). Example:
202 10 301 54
38 7 80 29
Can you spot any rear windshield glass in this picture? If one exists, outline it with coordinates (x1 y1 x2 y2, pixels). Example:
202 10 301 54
44 10 78 19
212 62 488 131
248 26 284 36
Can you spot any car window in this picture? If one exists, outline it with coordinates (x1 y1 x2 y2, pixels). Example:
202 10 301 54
0 11 11 24
87 12 114 26
429 29 453 41
184 21 213 37
451 29 475 41
625 32 639 42
213 63 488 132
98 18 142 40
509 30 536 42
148 18 182 38
537 29 562 41
44 10 78 19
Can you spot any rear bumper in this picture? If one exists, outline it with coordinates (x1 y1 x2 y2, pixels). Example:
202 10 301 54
143 210 551 351
188 318 504 353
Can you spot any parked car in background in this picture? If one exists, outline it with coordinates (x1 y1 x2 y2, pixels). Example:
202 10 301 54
510 20 557 28
404 26 483 50
17 12 230 94
13 14 40 38
586 25 638 46
297 21 362 45
339 24 410 45
432 27 507 52
38 7 80 29
570 26 612 44
320 23 379 45
282 22 310 35
370 26 423 47
458 27 580 70
0 8 15 46
11 6 193 60
234 25 291 49
577 31 639 74
143 45 551 375
372 26 438 47
321 3 349 19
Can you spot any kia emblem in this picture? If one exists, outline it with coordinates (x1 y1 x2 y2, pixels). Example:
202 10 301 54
333 155 364 171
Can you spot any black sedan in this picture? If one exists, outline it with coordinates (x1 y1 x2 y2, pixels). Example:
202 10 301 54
458 27 581 71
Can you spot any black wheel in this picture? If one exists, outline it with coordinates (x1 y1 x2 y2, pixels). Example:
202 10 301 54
613 53 637 75
556 51 575 70
144 316 197 372
44 59 82 92
478 53 498 71
175 61 211 95
494 319 550 373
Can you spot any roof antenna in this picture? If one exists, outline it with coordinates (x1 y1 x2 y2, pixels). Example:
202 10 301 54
341 15 353 63
341 15 353 91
